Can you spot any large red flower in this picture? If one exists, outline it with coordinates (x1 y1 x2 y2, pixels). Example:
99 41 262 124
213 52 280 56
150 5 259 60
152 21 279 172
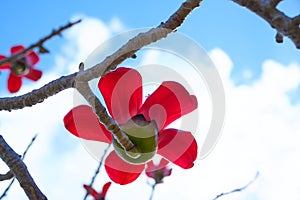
64 67 198 185
0 45 42 93
83 182 111 200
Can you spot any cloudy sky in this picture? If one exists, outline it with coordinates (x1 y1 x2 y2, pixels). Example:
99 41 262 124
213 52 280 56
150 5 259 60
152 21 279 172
1 1 300 200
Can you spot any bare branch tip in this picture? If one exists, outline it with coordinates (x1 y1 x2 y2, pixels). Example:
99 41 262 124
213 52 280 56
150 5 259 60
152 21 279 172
212 171 259 200
79 62 85 71
292 15 300 25
275 32 284 43
74 19 82 24
270 0 282 8
0 171 14 182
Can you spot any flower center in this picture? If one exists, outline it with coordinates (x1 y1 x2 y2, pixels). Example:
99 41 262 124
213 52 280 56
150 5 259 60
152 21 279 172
113 114 158 164
10 58 30 76
153 171 164 183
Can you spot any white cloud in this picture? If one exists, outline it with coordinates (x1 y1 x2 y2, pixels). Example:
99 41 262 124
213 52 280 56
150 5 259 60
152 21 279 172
109 17 125 33
188 48 300 200
1 15 300 200
242 69 253 80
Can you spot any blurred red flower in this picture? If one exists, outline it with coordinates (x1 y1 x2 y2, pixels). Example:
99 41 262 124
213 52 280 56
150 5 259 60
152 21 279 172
0 45 42 93
83 182 111 200
146 158 172 184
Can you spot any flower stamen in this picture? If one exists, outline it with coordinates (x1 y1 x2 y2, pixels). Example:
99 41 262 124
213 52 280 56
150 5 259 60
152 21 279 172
11 58 30 76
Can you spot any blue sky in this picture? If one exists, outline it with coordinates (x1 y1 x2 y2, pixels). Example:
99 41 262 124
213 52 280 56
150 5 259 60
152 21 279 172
1 1 300 200
1 0 300 70
1 0 300 90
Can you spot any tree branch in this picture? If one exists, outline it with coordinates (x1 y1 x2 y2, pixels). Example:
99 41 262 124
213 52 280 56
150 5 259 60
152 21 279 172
149 183 157 200
212 172 259 200
0 20 81 66
269 0 282 8
232 0 300 49
0 135 47 200
0 73 77 111
76 0 202 82
0 135 38 199
0 0 202 111
75 73 140 158
0 171 14 181
82 144 111 200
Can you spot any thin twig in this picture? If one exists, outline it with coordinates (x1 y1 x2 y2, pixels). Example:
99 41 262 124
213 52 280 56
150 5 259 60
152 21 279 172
0 20 81 66
212 172 259 200
0 135 46 200
0 171 14 181
21 134 38 159
0 0 202 111
232 0 300 49
149 183 157 200
0 179 15 200
83 144 111 200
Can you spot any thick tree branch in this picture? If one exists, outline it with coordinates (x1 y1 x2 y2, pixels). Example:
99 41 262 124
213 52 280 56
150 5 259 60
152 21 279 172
0 20 81 66
0 135 47 200
0 73 77 111
232 0 300 49
0 0 202 111
0 135 38 199
76 0 202 82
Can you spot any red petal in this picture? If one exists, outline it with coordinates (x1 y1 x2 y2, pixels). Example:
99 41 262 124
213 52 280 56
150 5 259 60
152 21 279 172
63 105 112 143
138 81 197 131
104 151 144 185
157 158 169 168
164 167 172 177
157 129 197 169
101 182 112 197
10 45 25 54
26 51 39 66
98 67 142 124
25 69 42 81
0 55 10 69
145 160 155 178
83 185 99 198
146 158 168 172
145 158 171 178
8 73 22 93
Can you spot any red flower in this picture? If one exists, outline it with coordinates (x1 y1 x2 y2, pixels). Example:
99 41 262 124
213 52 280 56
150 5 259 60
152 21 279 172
83 182 111 200
0 45 42 93
64 67 198 185
146 158 172 184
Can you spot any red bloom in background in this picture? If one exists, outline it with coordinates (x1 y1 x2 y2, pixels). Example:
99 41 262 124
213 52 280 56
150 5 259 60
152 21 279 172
146 158 172 184
64 67 198 185
83 182 111 200
0 45 42 93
